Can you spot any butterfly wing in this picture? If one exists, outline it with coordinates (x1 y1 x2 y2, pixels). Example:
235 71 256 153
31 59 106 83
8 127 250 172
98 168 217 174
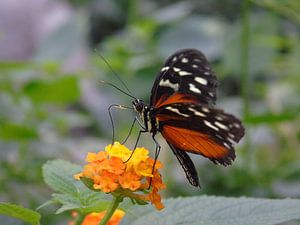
168 142 200 187
147 48 244 187
150 49 218 107
155 102 244 166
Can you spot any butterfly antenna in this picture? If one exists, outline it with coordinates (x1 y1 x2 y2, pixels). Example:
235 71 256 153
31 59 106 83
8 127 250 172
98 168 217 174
94 48 133 95
99 80 136 100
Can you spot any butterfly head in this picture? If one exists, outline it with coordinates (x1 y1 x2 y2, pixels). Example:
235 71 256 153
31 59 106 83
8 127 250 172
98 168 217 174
132 99 145 113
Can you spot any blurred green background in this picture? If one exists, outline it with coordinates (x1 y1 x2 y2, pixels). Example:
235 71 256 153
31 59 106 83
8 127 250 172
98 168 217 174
0 0 300 224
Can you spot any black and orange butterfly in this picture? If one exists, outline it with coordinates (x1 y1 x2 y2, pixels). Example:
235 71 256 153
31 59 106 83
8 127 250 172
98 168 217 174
130 49 245 187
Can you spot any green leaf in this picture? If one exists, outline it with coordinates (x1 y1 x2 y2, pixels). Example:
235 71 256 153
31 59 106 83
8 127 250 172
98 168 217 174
120 196 300 225
0 202 41 225
52 194 82 214
23 76 79 103
52 193 110 214
0 123 38 140
43 159 81 195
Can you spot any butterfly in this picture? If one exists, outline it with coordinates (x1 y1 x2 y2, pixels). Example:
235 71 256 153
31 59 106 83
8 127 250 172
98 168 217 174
132 49 245 187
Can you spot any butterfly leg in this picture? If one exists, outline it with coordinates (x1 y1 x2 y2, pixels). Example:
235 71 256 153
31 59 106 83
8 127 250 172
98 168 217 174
133 129 147 150
124 128 148 163
146 135 161 189
121 117 137 145
152 134 161 163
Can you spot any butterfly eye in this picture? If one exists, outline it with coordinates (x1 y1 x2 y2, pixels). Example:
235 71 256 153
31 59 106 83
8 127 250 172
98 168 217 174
133 99 144 112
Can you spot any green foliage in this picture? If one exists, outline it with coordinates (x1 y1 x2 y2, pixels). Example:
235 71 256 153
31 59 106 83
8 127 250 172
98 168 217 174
121 196 300 225
23 76 80 104
0 202 41 225
245 111 298 124
0 123 38 140
42 160 113 214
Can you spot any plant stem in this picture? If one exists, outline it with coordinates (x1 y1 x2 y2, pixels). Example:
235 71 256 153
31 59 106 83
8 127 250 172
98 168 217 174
74 213 85 225
241 0 250 120
241 0 251 162
99 195 123 225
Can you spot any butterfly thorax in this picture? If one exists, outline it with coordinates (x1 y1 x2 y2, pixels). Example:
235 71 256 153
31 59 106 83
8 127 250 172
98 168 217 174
132 99 158 135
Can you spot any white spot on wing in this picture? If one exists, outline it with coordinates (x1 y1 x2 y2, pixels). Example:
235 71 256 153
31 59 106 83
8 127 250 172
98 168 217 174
161 66 170 72
204 71 210 75
224 142 230 149
204 120 219 131
173 67 180 72
233 123 241 128
215 121 229 130
159 79 179 91
195 77 208 85
228 133 235 139
188 107 206 117
202 107 209 113
192 64 198 68
172 56 177 62
181 57 188 63
166 106 189 117
189 83 201 93
178 71 192 76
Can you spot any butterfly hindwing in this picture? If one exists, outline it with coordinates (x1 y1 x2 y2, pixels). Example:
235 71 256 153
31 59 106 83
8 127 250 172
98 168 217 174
168 142 200 187
150 49 218 107
155 102 244 166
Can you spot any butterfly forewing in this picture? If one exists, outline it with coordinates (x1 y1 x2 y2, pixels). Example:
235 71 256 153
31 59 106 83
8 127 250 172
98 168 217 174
150 49 218 107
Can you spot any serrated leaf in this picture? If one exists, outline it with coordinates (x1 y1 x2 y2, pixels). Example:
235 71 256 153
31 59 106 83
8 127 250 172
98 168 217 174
120 196 300 225
0 202 41 225
43 160 81 195
52 194 82 214
23 76 79 103
52 193 83 214
52 193 111 214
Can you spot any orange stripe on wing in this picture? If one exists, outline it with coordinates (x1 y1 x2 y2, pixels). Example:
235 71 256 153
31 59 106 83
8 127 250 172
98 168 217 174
155 93 198 108
162 125 229 161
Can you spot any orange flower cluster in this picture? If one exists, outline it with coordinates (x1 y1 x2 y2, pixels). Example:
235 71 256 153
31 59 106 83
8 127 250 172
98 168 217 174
82 209 125 225
75 142 166 210
69 210 125 225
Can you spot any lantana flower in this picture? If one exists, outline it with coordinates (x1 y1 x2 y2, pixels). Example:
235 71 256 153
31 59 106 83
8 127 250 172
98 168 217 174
69 209 125 225
75 142 166 224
